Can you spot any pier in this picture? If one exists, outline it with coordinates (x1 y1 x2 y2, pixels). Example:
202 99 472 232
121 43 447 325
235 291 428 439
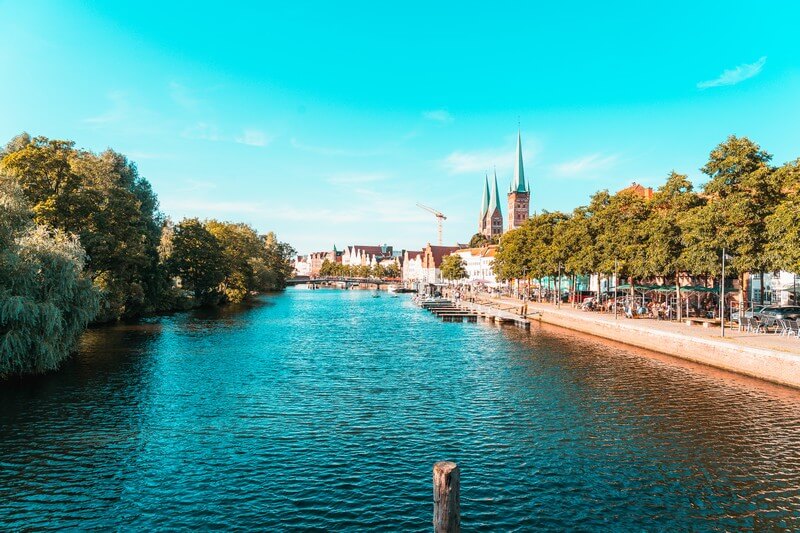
418 298 533 328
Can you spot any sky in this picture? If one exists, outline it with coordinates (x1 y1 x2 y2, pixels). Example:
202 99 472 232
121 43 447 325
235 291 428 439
1 1 799 254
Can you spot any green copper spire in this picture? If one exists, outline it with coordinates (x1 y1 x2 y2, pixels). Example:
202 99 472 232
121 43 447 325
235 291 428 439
480 173 490 218
488 169 502 216
511 129 528 193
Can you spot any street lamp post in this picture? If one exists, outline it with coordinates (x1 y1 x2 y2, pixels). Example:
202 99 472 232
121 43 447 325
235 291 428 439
557 263 563 308
614 259 619 320
721 248 726 338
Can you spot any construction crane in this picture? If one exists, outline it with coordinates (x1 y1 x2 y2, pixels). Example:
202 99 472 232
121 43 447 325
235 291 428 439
416 203 447 245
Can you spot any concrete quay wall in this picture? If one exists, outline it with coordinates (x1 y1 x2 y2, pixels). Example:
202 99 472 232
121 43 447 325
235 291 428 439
529 307 800 390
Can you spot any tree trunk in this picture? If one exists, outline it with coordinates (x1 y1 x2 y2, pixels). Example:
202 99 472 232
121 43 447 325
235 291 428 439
675 268 682 321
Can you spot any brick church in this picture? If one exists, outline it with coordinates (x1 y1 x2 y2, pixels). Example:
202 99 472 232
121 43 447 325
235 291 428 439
478 129 530 237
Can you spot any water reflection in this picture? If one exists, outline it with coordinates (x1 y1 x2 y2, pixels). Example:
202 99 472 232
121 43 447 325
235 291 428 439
1 289 799 530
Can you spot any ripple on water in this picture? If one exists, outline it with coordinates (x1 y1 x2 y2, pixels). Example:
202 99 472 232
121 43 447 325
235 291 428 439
2 288 800 530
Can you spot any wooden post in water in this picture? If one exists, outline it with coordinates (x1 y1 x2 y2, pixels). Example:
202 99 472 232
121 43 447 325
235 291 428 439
433 461 460 532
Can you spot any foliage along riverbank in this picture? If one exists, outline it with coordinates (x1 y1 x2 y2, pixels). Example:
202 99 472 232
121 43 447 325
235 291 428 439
491 135 800 309
0 134 293 378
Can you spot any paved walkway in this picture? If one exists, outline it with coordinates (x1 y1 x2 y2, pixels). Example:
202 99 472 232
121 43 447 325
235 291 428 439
461 293 800 357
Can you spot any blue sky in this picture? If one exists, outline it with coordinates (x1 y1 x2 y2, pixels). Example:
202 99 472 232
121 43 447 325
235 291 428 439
1 1 799 253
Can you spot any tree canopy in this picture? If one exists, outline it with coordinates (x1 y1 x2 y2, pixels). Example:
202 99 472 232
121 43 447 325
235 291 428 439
440 254 467 281
491 135 796 307
0 180 99 377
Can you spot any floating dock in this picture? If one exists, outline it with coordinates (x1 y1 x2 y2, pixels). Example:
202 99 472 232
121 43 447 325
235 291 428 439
417 298 531 328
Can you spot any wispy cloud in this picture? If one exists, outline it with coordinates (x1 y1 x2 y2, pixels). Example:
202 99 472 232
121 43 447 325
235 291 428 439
84 91 129 124
553 153 618 177
442 148 515 174
697 56 767 89
235 129 273 147
163 198 262 214
423 109 453 123
181 179 217 192
327 172 388 185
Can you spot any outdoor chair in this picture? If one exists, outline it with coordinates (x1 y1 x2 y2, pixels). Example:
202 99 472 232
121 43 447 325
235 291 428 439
746 317 763 334
761 316 777 333
777 319 790 337
788 320 800 338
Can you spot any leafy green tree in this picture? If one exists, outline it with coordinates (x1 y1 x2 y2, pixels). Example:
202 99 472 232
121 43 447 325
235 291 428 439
643 172 701 319
384 261 400 279
355 264 371 278
1 135 163 321
167 218 227 304
440 254 467 281
0 180 100 377
698 135 778 305
468 233 498 248
493 226 532 281
255 232 295 290
766 159 800 274
319 259 335 277
205 220 265 303
371 263 387 279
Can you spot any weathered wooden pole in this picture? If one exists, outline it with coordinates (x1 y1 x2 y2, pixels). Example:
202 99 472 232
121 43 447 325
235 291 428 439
433 461 460 532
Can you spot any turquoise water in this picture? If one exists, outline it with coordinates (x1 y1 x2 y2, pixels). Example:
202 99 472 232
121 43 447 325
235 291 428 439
2 288 800 530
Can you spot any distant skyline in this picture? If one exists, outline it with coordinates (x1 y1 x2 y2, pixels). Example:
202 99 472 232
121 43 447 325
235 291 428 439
2 1 799 253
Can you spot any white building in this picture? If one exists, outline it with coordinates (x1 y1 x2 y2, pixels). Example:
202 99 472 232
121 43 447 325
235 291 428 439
341 245 395 268
420 244 461 285
750 271 799 305
292 255 311 277
402 250 424 284
451 246 499 287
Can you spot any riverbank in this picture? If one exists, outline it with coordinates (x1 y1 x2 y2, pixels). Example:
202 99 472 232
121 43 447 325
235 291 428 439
453 293 800 390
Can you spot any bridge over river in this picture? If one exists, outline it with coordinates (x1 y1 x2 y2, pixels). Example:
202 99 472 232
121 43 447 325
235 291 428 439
287 276 398 289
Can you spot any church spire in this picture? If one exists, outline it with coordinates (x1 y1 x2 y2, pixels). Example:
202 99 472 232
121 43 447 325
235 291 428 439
511 128 528 193
488 168 502 216
480 173 490 218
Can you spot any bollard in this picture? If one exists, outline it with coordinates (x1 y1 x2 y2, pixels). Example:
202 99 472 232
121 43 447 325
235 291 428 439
433 461 460 532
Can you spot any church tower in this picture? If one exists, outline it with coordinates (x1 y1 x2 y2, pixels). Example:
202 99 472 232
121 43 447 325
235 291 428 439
485 170 504 238
478 173 490 237
507 129 530 231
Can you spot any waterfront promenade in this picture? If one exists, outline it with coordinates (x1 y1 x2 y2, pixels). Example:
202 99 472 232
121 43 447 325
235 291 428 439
452 292 800 389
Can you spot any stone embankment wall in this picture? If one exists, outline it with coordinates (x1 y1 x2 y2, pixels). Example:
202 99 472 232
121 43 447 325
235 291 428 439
531 307 800 390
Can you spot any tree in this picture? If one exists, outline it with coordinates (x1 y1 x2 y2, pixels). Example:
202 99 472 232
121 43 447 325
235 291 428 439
255 232 295 291
353 264 369 278
493 226 531 281
1 136 164 321
440 254 467 281
699 135 779 306
205 220 265 303
643 172 701 319
384 261 400 279
766 159 800 274
319 259 335 277
468 233 497 248
371 263 387 279
167 218 227 303
0 180 100 377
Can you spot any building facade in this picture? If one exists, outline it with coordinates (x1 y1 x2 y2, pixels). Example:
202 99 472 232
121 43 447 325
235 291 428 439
479 172 504 238
452 246 499 287
342 244 395 268
308 247 342 276
292 255 311 277
421 243 461 284
402 250 424 284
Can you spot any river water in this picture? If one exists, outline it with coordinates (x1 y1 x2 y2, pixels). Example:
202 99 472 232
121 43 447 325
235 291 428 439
2 288 800 530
